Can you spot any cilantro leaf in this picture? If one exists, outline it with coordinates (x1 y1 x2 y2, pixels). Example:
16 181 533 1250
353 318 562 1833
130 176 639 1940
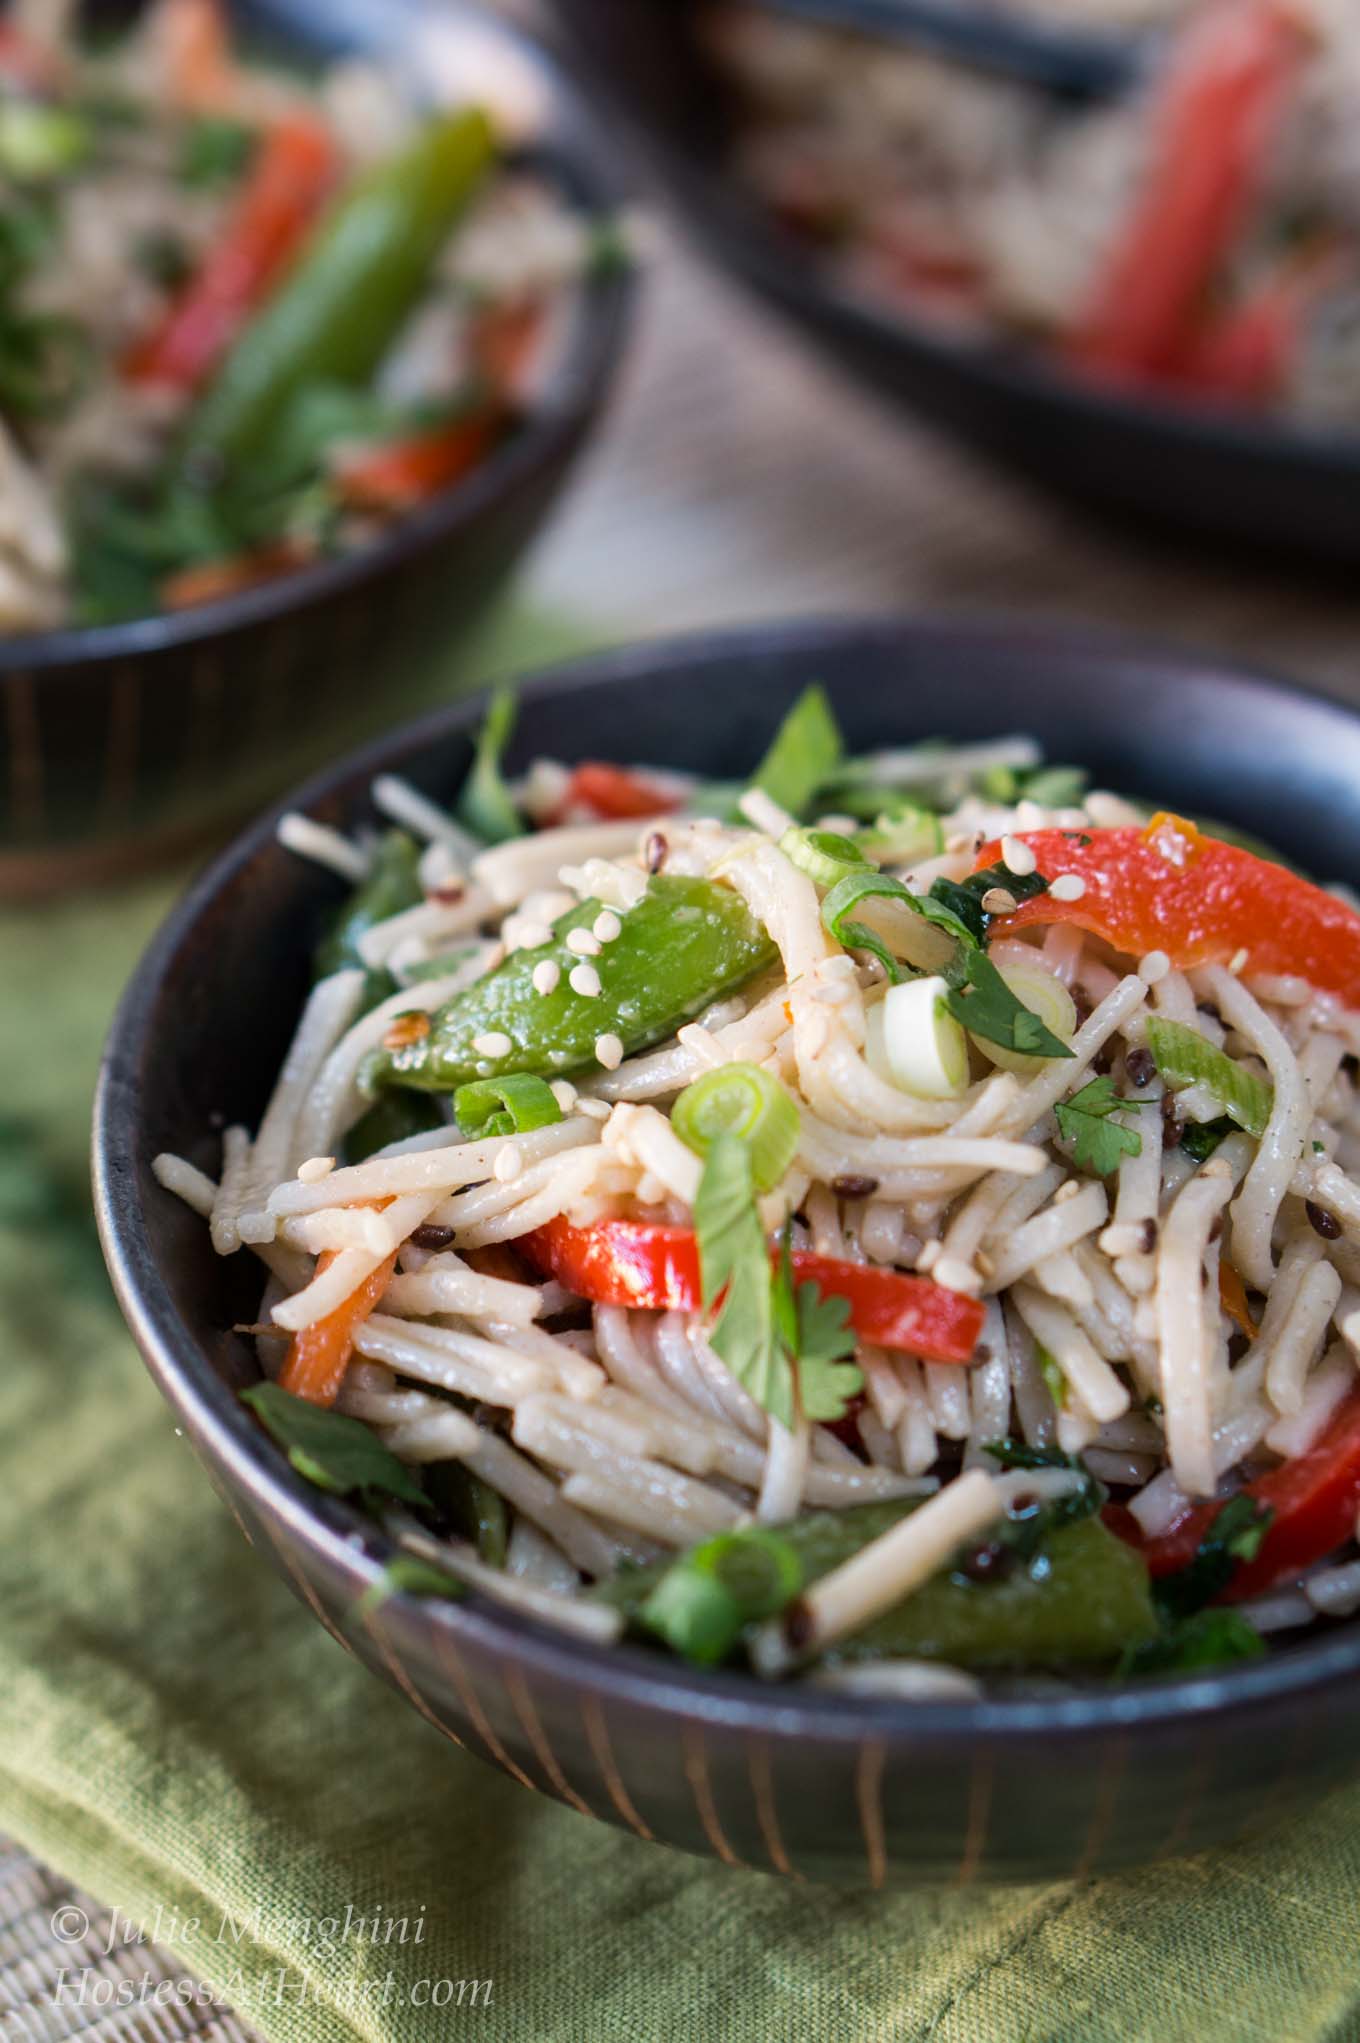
1119 1608 1264 1678
241 1382 426 1511
1153 1495 1275 1621
752 683 843 819
944 948 1074 1060
695 1134 794 1429
790 1266 860 1421
1054 1077 1144 1176
928 863 1050 949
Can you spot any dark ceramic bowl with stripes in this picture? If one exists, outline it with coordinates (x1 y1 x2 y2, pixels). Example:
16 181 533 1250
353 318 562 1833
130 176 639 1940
94 617 1360 1887
0 0 633 899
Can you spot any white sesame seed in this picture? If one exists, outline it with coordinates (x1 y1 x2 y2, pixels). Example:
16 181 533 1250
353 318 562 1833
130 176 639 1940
981 886 1018 916
916 1239 942 1274
493 1143 523 1183
594 1032 624 1070
549 1078 578 1111
1229 947 1250 975
569 963 602 998
932 1255 982 1297
1049 874 1087 903
592 910 622 944
532 960 561 997
472 1031 513 1058
1000 834 1036 877
511 919 553 953
1053 1179 1082 1205
1138 950 1170 985
577 1096 611 1121
1099 1223 1147 1259
566 928 601 958
296 1155 335 1183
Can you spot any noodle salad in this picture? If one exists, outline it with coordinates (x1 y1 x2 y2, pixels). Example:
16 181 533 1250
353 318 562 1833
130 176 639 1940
0 0 623 631
155 686 1360 1698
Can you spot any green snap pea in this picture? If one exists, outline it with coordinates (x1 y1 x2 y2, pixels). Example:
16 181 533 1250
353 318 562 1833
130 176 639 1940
313 829 423 1010
363 876 777 1095
182 109 495 476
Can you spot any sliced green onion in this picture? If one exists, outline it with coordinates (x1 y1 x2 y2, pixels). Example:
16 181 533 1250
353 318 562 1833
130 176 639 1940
1145 1017 1273 1139
0 102 90 180
455 682 520 845
639 1527 804 1665
975 949 1078 1075
673 1063 800 1192
751 683 842 819
453 1073 563 1139
864 976 969 1100
855 802 943 865
779 825 871 891
821 870 956 981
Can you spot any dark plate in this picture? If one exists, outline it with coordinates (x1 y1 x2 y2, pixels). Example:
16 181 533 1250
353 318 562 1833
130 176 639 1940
0 0 634 895
547 0 1360 570
95 616 1360 1887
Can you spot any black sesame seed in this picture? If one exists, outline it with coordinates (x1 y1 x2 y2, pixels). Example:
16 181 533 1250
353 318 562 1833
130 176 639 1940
960 1541 1013 1584
1307 1200 1342 1241
645 832 667 874
831 1174 880 1200
1140 1218 1159 1255
783 1599 815 1651
410 1224 456 1251
1125 1047 1156 1089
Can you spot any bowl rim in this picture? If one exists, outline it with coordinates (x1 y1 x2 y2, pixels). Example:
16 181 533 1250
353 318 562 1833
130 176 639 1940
554 0 1360 478
0 0 635 677
93 613 1360 1748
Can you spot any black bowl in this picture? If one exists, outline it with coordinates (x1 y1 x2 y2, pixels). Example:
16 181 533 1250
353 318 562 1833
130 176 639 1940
547 0 1360 570
95 617 1360 1887
0 0 634 897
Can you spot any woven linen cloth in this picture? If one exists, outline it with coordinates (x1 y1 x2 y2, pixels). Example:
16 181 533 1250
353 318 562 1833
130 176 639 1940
5 604 1360 2043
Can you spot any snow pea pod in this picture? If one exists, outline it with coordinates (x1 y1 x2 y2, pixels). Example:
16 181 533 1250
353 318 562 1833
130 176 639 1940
313 828 422 994
181 108 495 476
364 875 776 1094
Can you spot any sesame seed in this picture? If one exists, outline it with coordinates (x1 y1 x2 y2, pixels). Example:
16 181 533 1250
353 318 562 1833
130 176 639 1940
1138 950 1170 985
1049 874 1086 903
493 1143 523 1183
569 963 602 998
981 886 1018 916
593 910 622 944
1053 1179 1082 1205
472 1031 513 1058
577 1096 611 1121
594 1032 624 1070
1229 947 1250 975
513 920 553 952
645 832 667 873
549 1079 578 1111
1000 834 1036 877
932 1255 982 1297
532 960 561 997
566 928 601 958
296 1155 334 1183
916 1240 942 1274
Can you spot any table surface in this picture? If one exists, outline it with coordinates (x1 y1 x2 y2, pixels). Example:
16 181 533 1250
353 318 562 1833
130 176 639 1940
8 165 1360 2041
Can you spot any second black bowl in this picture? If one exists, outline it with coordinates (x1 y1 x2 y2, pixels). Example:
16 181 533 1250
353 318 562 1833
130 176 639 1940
549 0 1360 572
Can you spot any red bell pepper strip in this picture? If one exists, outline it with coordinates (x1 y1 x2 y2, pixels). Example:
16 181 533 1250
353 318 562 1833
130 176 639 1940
1171 240 1339 405
520 1215 984 1362
123 114 339 392
556 762 685 823
1067 0 1306 383
973 823 1360 1003
1134 1387 1360 1599
332 408 502 515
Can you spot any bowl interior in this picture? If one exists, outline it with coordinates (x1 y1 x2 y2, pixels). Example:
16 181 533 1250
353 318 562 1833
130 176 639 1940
97 617 1360 1738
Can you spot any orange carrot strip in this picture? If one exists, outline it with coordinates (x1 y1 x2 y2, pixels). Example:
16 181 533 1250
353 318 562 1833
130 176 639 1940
278 1250 397 1407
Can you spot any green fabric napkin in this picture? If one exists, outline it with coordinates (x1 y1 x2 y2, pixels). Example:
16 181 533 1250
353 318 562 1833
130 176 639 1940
4 603 1360 2043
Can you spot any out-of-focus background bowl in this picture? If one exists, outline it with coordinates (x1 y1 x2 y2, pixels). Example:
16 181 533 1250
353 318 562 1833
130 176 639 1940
547 0 1360 572
0 0 633 899
96 616 1360 1888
